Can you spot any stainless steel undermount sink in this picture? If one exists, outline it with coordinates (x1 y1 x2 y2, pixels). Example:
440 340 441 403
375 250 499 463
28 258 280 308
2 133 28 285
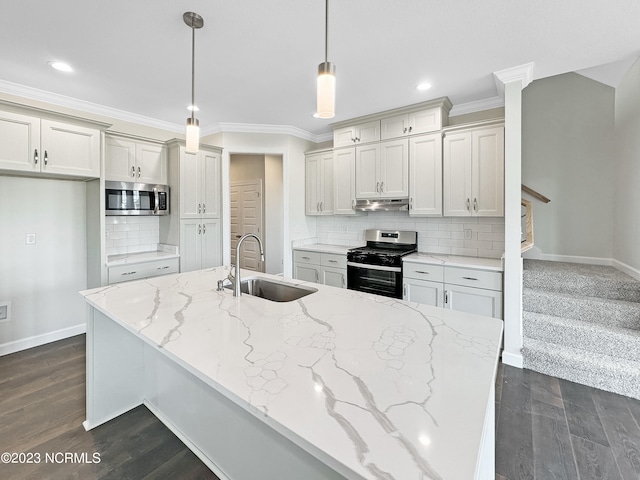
224 277 317 302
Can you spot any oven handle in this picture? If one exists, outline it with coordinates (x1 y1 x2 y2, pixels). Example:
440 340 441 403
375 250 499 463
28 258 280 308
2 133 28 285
347 262 401 273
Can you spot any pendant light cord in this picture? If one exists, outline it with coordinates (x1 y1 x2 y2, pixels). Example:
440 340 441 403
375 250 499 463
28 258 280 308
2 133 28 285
324 0 329 63
191 15 196 122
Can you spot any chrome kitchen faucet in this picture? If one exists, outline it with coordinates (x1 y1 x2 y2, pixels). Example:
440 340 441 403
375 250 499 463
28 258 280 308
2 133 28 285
228 234 265 297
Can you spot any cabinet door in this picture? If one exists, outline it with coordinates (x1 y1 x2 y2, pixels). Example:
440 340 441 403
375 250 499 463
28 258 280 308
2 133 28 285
40 120 100 178
356 120 381 144
403 279 443 306
443 131 472 216
409 133 442 216
409 108 442 135
333 126 357 149
333 148 356 215
201 150 220 218
319 152 334 214
380 114 409 140
379 139 409 198
180 150 201 218
355 143 380 198
445 284 503 319
105 136 136 181
322 266 346 288
472 126 504 217
293 263 320 284
180 220 202 272
201 220 221 269
305 154 321 215
0 111 40 172
136 143 167 185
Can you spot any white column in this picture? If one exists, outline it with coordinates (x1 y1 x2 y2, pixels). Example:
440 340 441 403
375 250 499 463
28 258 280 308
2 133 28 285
494 63 534 368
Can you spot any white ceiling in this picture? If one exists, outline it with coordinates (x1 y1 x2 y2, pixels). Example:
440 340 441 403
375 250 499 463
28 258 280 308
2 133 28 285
1 0 639 139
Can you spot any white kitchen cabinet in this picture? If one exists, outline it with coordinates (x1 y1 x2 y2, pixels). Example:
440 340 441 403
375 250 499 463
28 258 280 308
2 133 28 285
0 110 101 178
333 147 357 215
443 123 504 217
305 150 333 215
180 219 221 272
408 132 442 216
355 139 408 199
380 107 445 140
108 257 179 285
403 261 503 319
333 120 380 148
293 250 347 288
180 148 220 219
105 135 167 184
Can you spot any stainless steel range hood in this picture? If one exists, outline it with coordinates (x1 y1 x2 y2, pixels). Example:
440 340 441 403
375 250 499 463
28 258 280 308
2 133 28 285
354 198 409 212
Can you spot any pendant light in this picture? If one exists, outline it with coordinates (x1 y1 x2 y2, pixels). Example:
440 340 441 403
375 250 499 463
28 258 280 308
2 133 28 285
184 12 204 154
316 0 335 119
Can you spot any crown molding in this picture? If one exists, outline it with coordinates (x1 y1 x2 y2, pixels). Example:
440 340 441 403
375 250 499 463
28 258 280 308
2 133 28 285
493 62 535 97
0 80 183 133
449 96 504 117
209 122 331 144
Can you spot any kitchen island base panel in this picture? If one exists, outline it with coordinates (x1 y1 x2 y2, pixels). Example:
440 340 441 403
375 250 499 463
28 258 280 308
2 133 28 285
85 307 350 480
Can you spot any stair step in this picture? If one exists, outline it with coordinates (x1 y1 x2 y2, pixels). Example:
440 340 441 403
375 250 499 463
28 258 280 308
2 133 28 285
523 338 640 400
523 259 640 302
523 311 640 362
523 288 640 330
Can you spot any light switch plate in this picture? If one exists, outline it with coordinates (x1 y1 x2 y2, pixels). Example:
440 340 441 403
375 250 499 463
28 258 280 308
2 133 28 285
25 233 36 245
0 302 10 322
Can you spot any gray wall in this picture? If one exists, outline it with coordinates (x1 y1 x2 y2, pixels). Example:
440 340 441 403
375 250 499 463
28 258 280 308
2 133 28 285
614 57 640 271
522 72 615 259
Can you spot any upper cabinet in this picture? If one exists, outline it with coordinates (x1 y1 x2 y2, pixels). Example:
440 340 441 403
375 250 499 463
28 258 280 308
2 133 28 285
355 139 409 199
408 132 443 216
333 147 357 215
179 147 220 219
306 150 334 215
0 109 103 179
380 107 447 140
443 123 504 217
333 120 380 148
105 134 167 184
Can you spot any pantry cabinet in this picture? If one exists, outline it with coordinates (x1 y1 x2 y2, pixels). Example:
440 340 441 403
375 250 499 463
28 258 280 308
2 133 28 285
332 147 357 215
180 219 221 272
306 150 334 215
443 123 504 217
0 110 102 178
105 135 167 184
408 133 442 216
355 139 408 199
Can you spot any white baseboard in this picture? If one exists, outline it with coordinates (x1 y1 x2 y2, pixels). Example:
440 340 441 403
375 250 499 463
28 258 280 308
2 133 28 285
0 323 86 356
539 253 613 266
501 350 523 368
612 259 640 281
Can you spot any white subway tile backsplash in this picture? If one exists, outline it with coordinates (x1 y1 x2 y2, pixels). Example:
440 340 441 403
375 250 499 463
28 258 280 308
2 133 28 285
105 216 160 255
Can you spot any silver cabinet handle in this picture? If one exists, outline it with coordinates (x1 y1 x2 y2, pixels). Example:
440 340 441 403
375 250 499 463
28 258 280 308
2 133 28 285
34 149 38 165
302 256 311 260
466 198 471 212
121 271 137 276
351 137 356 143
137 166 141 178
408 126 413 132
198 224 202 235
328 260 337 263
342 275 345 288
44 150 48 166
444 290 449 305
380 181 384 192
403 127 408 133
320 201 323 211
473 198 478 212
153 186 159 215
403 284 407 297
202 224 206 234
415 270 430 275
198 203 202 214
156 265 170 270
410 197 413 209
462 276 478 281
352 199 356 208
131 166 135 177
315 270 319 281
376 182 380 193
202 203 206 214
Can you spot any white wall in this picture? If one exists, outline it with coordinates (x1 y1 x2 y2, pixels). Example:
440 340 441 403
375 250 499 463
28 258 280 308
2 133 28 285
522 73 615 260
614 57 640 272
0 176 88 353
265 155 284 274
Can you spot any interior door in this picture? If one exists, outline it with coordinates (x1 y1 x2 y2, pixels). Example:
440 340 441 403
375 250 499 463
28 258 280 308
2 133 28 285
230 180 264 272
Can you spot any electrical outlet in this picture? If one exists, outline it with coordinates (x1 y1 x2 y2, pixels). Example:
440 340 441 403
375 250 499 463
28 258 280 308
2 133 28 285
464 229 472 240
25 233 36 245
0 302 10 322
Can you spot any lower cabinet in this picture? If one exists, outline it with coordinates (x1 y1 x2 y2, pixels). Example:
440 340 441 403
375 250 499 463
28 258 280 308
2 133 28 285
108 258 179 285
403 261 503 319
293 250 347 288
180 219 221 272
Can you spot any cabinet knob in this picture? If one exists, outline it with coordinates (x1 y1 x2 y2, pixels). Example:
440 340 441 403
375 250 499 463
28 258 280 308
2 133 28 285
203 224 206 234
198 224 202 235
137 166 141 178
466 198 471 212
34 149 39 165
198 203 202 214
403 127 407 133
380 181 384 193
44 151 48 166
410 197 413 209
131 166 135 177
408 126 413 132
376 182 380 193
202 203 206 213
403 284 407 297
473 198 478 212
462 276 478 281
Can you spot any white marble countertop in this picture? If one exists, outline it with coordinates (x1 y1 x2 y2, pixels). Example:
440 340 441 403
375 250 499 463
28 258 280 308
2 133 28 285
106 244 179 267
81 267 502 480
293 244 350 255
404 253 504 272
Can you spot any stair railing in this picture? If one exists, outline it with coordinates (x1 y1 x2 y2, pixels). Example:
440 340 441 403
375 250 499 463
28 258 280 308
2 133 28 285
520 184 550 253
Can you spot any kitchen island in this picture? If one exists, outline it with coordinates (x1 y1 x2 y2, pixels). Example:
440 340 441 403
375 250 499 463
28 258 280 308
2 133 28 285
80 266 502 480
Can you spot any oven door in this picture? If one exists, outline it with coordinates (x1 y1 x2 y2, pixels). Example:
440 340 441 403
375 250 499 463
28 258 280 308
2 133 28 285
347 262 403 299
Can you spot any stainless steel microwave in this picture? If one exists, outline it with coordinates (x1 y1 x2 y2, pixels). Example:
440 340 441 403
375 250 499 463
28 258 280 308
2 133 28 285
105 181 169 216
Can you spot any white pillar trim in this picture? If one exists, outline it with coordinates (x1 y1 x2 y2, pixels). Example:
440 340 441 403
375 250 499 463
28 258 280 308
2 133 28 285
493 62 535 97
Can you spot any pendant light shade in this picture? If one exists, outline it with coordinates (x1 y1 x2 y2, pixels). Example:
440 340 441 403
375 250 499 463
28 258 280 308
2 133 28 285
316 0 335 119
184 12 203 154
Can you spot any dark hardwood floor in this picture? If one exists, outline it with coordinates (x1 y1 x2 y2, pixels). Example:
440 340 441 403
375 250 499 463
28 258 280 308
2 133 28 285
2 335 640 479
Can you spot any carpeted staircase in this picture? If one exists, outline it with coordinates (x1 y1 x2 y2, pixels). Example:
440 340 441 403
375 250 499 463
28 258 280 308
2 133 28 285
522 259 640 399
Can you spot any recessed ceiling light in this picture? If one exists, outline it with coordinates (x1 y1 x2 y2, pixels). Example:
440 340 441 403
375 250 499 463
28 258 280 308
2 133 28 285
416 82 432 91
48 61 73 72
187 105 199 112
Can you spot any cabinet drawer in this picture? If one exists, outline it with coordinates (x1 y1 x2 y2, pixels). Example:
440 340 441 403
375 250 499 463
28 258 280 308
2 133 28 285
293 250 321 265
321 253 347 269
108 258 179 285
403 262 444 282
444 267 502 291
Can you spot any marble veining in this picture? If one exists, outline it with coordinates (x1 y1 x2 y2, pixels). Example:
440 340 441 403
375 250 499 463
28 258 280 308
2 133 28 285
404 252 503 271
81 266 502 480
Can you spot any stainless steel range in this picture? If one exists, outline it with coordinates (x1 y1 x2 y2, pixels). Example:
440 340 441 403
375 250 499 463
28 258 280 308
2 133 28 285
347 230 418 299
